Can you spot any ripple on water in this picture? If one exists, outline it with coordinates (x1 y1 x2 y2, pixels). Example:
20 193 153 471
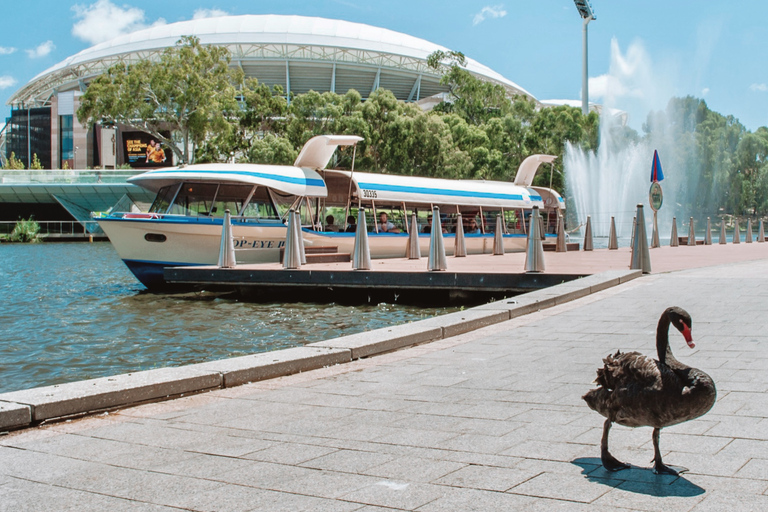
0 242 456 393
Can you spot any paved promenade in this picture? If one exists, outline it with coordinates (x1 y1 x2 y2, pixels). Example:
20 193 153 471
3 258 768 510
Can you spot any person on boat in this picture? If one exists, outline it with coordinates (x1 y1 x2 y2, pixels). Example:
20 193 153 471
325 215 339 232
345 215 357 232
467 217 481 234
422 215 446 234
378 212 400 233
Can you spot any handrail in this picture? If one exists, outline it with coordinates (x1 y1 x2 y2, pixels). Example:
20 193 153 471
0 169 141 185
0 220 102 236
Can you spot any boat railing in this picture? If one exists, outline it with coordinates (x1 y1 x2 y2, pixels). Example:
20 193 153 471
0 220 102 237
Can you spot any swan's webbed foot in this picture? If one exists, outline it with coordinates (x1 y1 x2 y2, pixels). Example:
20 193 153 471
652 460 688 475
602 451 630 472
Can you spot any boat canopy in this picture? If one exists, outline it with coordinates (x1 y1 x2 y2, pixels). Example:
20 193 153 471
513 154 557 187
128 163 328 198
294 135 364 169
326 170 555 209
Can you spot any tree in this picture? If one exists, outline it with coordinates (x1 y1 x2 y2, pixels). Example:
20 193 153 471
78 36 242 164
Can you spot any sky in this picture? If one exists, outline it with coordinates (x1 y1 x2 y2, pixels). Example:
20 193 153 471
1 0 767 132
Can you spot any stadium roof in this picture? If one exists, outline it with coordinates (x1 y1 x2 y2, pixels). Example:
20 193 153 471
8 15 536 108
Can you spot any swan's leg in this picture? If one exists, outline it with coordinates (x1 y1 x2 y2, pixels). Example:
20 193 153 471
601 419 629 471
651 427 688 475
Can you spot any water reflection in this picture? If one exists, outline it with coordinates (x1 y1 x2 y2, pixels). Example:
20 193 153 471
0 243 455 393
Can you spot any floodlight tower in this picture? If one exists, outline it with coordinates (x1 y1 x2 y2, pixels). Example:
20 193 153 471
573 1 596 116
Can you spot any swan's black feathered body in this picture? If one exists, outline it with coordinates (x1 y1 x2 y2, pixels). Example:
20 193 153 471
582 307 716 474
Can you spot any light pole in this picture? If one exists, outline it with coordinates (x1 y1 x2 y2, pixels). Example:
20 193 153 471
573 1 596 116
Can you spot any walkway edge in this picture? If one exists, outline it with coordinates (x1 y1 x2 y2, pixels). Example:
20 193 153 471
0 269 641 432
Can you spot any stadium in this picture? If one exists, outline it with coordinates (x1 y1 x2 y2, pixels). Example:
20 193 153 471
3 14 537 171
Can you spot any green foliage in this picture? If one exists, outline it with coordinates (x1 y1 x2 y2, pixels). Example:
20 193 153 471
77 36 242 164
4 151 25 170
30 153 43 170
9 218 41 243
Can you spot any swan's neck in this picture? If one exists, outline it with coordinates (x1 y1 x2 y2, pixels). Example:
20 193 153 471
657 314 680 366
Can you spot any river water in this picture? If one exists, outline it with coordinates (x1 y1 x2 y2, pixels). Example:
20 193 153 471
0 242 456 394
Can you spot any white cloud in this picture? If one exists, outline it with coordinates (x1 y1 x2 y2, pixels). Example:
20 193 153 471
193 8 228 20
25 41 55 59
0 76 18 89
0 46 17 55
701 87 710 96
71 0 166 45
750 83 768 92
473 5 507 26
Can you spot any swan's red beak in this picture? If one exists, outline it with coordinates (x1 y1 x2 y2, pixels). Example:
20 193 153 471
682 324 694 348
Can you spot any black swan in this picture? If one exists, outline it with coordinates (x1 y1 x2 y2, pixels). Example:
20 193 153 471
582 306 716 474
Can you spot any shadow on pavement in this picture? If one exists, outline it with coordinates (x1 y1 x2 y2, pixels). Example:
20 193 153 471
572 457 705 497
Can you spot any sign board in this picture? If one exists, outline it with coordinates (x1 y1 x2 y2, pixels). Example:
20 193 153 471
122 131 173 168
649 181 663 211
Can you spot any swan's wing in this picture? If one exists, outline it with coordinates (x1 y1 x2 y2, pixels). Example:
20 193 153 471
595 351 661 391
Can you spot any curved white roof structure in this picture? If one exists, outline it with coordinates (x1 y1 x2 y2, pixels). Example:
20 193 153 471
9 14 535 107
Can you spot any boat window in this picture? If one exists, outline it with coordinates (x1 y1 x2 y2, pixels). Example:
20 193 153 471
241 187 279 220
210 184 254 217
168 183 219 216
505 209 523 234
149 184 179 214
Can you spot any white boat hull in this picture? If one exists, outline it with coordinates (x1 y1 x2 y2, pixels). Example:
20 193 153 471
99 216 534 288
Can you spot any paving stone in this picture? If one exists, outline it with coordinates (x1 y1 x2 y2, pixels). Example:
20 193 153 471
507 471 620 503
432 464 540 492
0 401 31 431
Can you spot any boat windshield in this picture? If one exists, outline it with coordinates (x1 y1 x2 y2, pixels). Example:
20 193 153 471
149 182 278 219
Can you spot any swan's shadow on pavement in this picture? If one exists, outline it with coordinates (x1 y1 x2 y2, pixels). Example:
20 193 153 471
572 457 705 497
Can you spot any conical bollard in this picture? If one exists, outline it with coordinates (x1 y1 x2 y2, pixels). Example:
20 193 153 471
583 216 593 251
630 204 651 274
352 207 371 270
556 213 567 252
454 213 467 257
282 208 301 269
493 214 504 255
651 211 660 248
407 213 421 259
428 206 447 271
295 210 306 265
687 217 696 246
746 219 753 243
705 217 712 245
670 217 679 247
218 209 236 268
524 206 545 273
759 219 765 243
608 216 618 250
719 219 727 245
629 217 637 251
733 218 741 244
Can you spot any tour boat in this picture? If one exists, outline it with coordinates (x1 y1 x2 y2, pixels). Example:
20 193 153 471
98 135 565 288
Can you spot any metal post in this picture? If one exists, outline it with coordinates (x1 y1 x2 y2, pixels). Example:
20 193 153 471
583 215 593 251
283 208 300 269
556 212 567 252
651 210 660 248
720 219 727 245
454 213 466 257
733 218 741 244
608 216 618 250
581 16 592 116
524 206 545 273
352 207 371 270
630 204 651 274
407 213 421 259
218 209 236 268
295 210 306 264
688 217 696 246
759 219 765 243
705 217 712 245
493 214 504 255
670 217 679 247
428 206 447 271
746 219 753 243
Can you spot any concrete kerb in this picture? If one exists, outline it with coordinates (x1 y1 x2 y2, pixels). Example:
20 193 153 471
0 269 640 432
189 347 351 388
